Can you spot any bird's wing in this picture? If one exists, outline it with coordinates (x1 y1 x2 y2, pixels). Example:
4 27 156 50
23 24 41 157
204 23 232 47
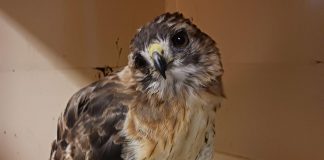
50 74 134 160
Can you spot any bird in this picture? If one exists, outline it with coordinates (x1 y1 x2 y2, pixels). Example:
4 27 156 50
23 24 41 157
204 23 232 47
49 12 224 160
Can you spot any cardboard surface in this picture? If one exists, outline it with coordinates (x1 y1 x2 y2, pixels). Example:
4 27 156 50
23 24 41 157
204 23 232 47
1 0 323 160
173 0 324 160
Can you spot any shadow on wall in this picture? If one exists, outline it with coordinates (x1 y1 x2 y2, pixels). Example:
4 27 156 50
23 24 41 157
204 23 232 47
0 0 164 81
0 1 164 159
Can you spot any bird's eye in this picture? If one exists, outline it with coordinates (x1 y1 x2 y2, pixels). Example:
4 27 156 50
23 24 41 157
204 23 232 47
134 53 147 68
171 30 189 48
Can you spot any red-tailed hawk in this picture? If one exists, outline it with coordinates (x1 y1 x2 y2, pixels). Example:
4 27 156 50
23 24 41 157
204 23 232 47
50 12 224 160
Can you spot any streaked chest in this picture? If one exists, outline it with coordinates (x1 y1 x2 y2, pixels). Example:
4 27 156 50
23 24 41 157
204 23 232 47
126 93 219 160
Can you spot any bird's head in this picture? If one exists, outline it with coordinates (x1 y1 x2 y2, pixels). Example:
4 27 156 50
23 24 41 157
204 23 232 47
128 12 223 99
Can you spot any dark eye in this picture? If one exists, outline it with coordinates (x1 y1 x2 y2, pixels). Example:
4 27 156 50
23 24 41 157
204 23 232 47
171 30 189 48
134 53 147 68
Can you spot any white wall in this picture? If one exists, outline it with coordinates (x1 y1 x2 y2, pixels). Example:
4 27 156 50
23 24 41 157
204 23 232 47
170 0 324 160
0 1 164 159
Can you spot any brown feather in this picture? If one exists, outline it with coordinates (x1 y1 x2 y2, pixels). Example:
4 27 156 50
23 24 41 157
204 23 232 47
50 71 137 160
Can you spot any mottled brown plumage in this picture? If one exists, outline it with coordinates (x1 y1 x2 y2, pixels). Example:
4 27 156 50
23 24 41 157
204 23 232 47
50 12 224 160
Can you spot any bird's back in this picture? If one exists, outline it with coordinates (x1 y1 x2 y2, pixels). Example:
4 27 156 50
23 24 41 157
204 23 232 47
50 72 135 160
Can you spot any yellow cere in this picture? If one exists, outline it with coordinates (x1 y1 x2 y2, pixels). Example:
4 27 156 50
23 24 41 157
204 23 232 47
148 43 164 57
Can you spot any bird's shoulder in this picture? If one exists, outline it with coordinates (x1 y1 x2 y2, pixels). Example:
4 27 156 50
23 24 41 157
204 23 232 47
51 69 136 160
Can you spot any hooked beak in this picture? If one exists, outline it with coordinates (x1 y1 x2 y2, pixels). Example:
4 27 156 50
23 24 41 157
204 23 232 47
152 52 167 79
148 43 167 79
